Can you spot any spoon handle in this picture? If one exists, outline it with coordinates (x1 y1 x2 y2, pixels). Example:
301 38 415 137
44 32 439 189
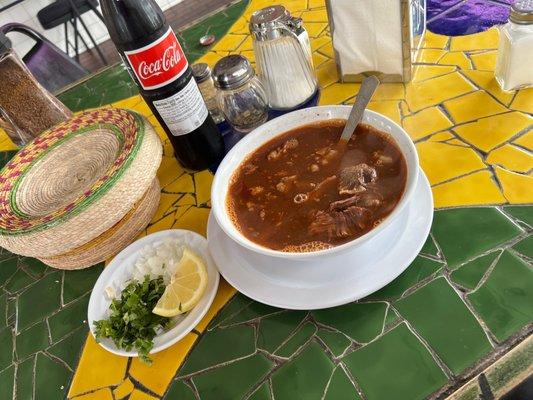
339 76 380 143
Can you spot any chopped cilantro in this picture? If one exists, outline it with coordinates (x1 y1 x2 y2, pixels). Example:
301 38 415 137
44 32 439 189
94 275 170 364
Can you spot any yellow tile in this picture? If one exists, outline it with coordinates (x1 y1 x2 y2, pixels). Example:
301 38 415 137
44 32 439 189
73 388 114 400
129 390 158 400
211 34 248 52
306 22 328 37
438 52 472 70
309 0 325 8
68 336 128 397
432 170 506 207
454 111 533 152
405 72 475 112
151 192 179 223
147 212 176 234
239 50 255 63
422 31 449 49
111 95 143 110
367 101 402 125
165 173 194 193
176 193 196 206
399 100 410 116
236 35 253 52
319 83 360 105
450 28 499 51
443 91 508 124
317 41 334 58
372 83 405 101
113 379 134 400
460 70 514 105
412 65 456 82
495 166 533 203
194 169 214 205
510 89 533 114
447 138 469 146
417 141 486 185
487 145 533 173
470 50 497 71
174 206 210 236
195 279 237 332
312 52 329 68
416 49 446 64
0 129 20 151
198 51 225 67
302 9 328 22
316 60 340 88
403 107 453 141
284 0 310 13
157 156 184 188
514 131 533 151
311 36 331 52
429 131 455 142
231 19 249 35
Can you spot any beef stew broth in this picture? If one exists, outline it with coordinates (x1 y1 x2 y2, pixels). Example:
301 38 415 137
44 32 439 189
227 120 407 252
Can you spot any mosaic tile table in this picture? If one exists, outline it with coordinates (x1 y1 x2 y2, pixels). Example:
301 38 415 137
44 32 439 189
0 0 532 399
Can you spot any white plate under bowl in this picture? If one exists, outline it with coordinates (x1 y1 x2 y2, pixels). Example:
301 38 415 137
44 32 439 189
88 229 219 357
208 170 433 310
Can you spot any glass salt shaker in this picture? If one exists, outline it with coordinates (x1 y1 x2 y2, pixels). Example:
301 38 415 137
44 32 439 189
192 63 225 124
495 0 533 91
213 55 269 133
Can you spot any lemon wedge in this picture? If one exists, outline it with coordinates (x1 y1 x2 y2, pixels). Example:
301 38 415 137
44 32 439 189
152 247 208 317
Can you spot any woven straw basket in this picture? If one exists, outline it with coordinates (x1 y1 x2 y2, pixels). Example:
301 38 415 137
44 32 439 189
0 108 162 259
40 178 160 270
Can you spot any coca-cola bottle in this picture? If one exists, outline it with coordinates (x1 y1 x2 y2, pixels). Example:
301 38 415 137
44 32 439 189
101 0 224 171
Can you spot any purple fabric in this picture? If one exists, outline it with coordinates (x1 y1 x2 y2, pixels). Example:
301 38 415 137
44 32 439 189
427 0 511 36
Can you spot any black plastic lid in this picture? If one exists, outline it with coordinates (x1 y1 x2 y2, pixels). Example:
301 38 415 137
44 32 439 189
0 32 12 57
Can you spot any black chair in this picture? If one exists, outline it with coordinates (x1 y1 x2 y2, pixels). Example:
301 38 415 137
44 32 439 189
37 0 107 66
0 23 89 93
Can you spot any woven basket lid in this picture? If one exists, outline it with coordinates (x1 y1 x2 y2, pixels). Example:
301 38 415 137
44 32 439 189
0 108 162 257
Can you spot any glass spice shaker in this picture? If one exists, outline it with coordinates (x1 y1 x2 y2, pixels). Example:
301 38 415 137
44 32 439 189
495 0 533 91
192 63 225 124
213 55 269 134
0 32 72 147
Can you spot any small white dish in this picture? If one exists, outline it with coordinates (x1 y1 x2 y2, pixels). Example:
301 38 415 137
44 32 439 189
208 170 433 310
88 229 219 357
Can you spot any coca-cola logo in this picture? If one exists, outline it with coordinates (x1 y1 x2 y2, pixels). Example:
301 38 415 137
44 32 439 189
125 28 188 90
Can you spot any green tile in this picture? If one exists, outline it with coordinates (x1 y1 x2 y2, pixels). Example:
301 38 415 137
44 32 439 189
192 354 273 400
17 271 62 331
19 257 48 279
272 342 334 400
34 353 70 400
420 234 439 257
16 321 49 360
432 208 521 269
257 311 306 352
450 251 500 290
503 206 533 227
384 307 399 327
62 264 104 304
47 293 90 343
16 355 35 400
0 365 14 400
0 326 13 370
48 326 88 370
368 256 443 300
0 292 6 330
249 381 271 400
0 150 17 169
5 268 35 294
313 303 387 343
396 278 492 374
179 324 255 375
165 380 197 400
275 322 317 357
207 293 250 328
468 250 533 341
317 329 351 357
0 257 19 286
222 301 281 327
512 235 533 259
343 323 447 400
324 366 361 400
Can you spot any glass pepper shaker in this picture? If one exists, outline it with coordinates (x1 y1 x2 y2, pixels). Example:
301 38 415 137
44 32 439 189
495 0 533 91
192 63 225 124
212 55 269 134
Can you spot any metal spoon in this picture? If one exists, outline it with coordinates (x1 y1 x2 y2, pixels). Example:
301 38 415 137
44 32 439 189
338 76 380 145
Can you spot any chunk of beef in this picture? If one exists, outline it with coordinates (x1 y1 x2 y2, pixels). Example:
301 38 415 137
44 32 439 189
330 191 382 211
339 164 377 195
309 206 371 239
249 186 264 196
276 175 297 193
309 175 337 200
267 139 299 161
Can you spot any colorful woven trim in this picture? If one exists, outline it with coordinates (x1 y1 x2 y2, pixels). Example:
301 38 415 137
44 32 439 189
0 108 145 235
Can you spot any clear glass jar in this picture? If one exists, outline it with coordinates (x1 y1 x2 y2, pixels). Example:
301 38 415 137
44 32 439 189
495 1 533 91
213 55 269 133
192 63 225 124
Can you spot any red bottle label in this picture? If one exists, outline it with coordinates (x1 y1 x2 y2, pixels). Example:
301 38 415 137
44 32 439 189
124 27 188 90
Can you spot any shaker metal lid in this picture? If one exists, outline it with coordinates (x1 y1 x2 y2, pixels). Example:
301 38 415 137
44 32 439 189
191 63 211 83
250 5 290 32
0 32 12 57
213 55 255 89
510 0 533 24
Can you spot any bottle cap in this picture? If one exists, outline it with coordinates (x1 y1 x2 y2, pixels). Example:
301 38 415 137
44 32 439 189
213 55 255 89
192 63 211 84
510 0 533 24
